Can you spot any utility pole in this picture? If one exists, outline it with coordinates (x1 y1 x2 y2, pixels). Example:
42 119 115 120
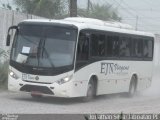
87 0 90 13
70 0 77 17
87 0 92 13
135 15 138 31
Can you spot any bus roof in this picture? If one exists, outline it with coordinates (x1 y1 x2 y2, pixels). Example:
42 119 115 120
22 17 154 38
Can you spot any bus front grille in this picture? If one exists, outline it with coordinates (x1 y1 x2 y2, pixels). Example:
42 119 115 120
20 85 54 95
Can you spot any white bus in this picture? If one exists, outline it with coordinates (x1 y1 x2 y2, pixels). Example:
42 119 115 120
7 17 154 101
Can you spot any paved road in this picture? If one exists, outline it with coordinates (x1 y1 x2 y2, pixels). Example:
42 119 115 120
0 70 160 115
0 89 160 114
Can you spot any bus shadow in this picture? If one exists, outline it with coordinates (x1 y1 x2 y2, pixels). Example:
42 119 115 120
13 96 83 105
12 92 140 105
95 93 126 100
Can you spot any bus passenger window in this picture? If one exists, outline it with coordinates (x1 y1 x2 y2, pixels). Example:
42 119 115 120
91 34 99 56
91 34 105 57
107 36 119 57
99 35 105 56
143 40 153 58
133 39 143 57
77 33 89 60
119 37 131 57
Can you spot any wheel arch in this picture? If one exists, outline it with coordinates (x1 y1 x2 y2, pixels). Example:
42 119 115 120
88 74 98 95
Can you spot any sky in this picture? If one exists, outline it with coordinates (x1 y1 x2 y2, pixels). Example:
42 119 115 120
0 0 160 34
77 0 160 34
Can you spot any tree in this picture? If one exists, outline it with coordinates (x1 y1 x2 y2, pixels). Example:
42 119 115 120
13 0 121 21
78 2 121 21
0 48 9 89
2 3 12 10
13 0 68 18
70 0 77 17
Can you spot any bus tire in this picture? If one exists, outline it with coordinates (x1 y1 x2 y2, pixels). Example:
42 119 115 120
31 94 42 99
82 78 96 102
128 75 137 97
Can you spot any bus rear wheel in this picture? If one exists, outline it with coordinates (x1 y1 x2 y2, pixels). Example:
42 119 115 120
83 78 96 102
128 75 137 97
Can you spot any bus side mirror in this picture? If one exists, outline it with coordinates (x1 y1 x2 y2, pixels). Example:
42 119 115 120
6 34 11 46
6 25 18 46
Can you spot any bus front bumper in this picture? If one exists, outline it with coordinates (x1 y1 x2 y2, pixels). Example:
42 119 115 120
8 76 75 98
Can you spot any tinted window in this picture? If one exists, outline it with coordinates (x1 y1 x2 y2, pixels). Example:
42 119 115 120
91 34 105 57
133 39 143 57
106 36 119 57
143 39 153 58
119 37 131 57
77 32 89 60
99 35 105 56
91 34 99 56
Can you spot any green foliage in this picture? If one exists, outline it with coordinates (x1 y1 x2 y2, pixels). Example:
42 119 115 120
0 49 9 90
14 0 68 18
78 3 121 21
2 3 12 10
0 61 9 89
14 0 121 21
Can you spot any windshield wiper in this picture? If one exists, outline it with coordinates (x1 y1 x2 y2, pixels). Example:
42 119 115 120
43 48 55 68
16 32 54 68
38 38 55 68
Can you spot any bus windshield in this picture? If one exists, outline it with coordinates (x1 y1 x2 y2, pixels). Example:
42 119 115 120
11 24 77 69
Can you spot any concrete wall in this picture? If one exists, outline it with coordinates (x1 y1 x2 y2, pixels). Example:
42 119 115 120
0 9 44 50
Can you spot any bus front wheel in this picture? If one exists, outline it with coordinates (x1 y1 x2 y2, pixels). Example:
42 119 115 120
83 78 96 102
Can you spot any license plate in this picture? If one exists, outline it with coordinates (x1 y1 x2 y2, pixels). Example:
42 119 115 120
22 73 35 81
31 91 42 96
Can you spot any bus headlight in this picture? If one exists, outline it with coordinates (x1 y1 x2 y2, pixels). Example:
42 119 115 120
9 70 19 80
56 75 73 85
